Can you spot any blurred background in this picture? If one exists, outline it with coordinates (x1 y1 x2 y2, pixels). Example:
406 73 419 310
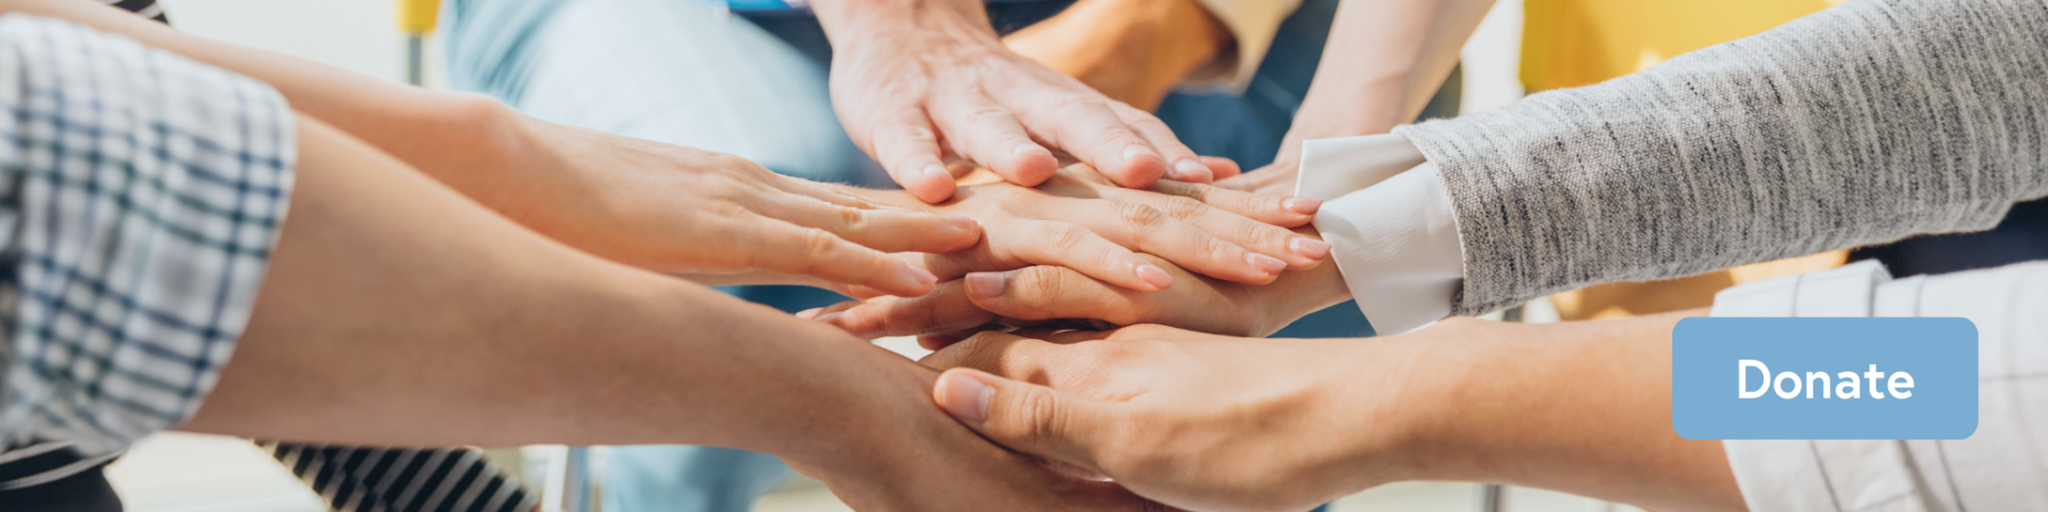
101 0 1638 511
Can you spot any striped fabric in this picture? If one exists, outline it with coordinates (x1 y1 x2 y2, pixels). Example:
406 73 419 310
98 0 164 22
261 443 540 512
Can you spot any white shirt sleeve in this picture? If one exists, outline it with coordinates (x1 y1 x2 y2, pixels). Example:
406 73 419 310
1296 134 1465 334
1712 260 2048 511
1185 0 1303 91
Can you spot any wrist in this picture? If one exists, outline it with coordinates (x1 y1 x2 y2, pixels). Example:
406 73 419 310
1251 228 1351 335
810 0 996 48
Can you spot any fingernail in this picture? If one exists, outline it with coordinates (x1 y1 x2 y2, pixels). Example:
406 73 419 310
939 372 994 425
965 272 1006 299
899 265 938 290
945 214 978 232
1246 253 1287 274
796 307 825 320
1290 237 1331 259
922 164 950 178
1121 144 1158 172
1284 197 1322 215
814 311 843 323
1173 159 1206 180
1134 263 1174 290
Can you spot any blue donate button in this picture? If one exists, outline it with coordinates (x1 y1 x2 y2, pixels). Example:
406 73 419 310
1672 318 1977 440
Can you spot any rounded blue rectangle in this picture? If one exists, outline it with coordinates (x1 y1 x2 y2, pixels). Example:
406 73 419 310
1672 317 1978 440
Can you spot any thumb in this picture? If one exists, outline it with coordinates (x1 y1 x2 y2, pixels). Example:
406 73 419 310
934 368 1114 474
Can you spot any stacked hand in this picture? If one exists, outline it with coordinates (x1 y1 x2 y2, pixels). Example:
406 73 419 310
918 325 1440 512
811 0 1221 202
799 166 1335 338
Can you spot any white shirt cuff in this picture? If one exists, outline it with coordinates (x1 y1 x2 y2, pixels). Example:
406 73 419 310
1297 134 1464 334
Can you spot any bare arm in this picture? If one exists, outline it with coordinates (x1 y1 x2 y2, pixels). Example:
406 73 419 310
921 314 1744 511
1224 0 1494 193
179 115 1154 511
0 0 996 296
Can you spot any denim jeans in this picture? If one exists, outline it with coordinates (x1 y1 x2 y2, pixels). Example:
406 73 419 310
442 0 1429 509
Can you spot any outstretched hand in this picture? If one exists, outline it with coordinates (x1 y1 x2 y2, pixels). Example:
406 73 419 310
812 0 1217 202
498 121 983 298
918 325 1431 512
804 237 1351 343
801 165 1330 333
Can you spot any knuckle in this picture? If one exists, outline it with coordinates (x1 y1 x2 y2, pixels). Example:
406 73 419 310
1042 223 1092 252
833 206 867 232
1200 235 1241 261
1010 386 1065 445
1247 224 1295 251
1112 201 1167 230
1014 267 1070 310
798 228 846 262
1159 196 1207 221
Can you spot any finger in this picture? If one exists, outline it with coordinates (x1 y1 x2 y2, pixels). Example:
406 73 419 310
771 176 878 208
1110 102 1208 183
1007 89 1167 189
1146 178 1322 228
761 194 982 253
963 267 1154 325
929 93 1060 187
1201 156 1242 180
869 109 959 203
966 267 1259 336
934 368 1118 474
1103 188 1328 269
742 222 939 297
811 281 1000 339
1034 199 1284 283
991 220 1174 292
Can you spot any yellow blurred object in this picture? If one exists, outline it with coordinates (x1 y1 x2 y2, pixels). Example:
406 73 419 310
1549 251 1850 320
1522 0 1850 320
397 0 441 34
1520 0 1844 91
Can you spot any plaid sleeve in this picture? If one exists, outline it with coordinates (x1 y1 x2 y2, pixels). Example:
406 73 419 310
0 14 296 454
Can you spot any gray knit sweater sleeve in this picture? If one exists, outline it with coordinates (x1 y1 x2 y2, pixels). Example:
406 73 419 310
1394 0 2048 316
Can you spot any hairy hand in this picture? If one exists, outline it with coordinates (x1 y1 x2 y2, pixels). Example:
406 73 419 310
817 0 1216 202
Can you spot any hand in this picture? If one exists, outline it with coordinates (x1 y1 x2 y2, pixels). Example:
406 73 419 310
811 0 1216 202
778 352 1173 512
920 325 1422 512
919 317 1747 512
808 166 1330 326
804 230 1351 342
495 120 982 297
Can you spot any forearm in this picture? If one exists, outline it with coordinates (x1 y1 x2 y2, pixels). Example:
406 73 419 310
1291 0 1492 137
180 116 926 470
0 0 535 199
1387 314 1744 511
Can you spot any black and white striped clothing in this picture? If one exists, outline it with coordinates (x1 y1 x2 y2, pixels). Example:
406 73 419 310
99 0 164 22
262 443 540 512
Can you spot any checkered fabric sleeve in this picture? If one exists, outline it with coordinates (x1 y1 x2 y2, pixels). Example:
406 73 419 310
0 14 296 454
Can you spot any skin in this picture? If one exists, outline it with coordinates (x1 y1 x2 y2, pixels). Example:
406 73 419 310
0 0 1326 300
809 0 1219 201
1003 0 1235 112
1217 0 1495 194
181 115 1171 512
920 315 1748 512
810 227 1347 340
